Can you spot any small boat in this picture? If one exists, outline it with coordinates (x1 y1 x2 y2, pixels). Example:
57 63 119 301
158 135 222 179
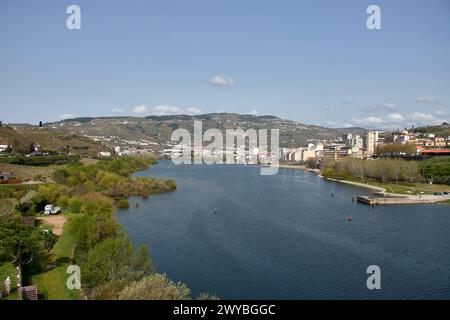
347 215 353 222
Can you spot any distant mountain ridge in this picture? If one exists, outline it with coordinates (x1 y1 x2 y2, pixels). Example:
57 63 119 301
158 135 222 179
47 113 366 147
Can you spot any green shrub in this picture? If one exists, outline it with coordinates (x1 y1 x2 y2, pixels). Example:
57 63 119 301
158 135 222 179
117 198 129 208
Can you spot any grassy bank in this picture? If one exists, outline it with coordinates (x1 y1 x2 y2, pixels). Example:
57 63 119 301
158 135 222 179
30 215 81 300
321 157 450 195
325 175 449 195
1 156 178 299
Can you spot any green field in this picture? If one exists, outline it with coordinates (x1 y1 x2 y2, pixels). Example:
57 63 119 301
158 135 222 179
368 181 450 195
31 216 81 300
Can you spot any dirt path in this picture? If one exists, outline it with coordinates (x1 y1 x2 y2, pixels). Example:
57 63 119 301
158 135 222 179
36 215 67 236
323 177 387 193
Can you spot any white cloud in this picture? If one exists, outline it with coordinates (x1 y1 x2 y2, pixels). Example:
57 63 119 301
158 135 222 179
133 105 148 114
247 110 258 115
379 102 397 112
152 105 181 116
351 116 385 126
416 96 440 104
387 113 404 122
409 112 434 121
59 113 76 119
131 105 203 116
325 121 356 128
112 108 124 113
351 110 444 129
433 110 447 116
186 107 202 115
209 75 234 87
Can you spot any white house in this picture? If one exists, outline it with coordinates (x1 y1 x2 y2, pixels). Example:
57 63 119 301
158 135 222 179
98 151 111 157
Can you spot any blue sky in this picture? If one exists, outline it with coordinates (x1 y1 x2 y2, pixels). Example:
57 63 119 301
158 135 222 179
0 0 449 128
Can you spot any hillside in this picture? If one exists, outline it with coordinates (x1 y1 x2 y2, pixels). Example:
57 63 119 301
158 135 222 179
0 125 111 157
413 123 450 137
47 113 366 148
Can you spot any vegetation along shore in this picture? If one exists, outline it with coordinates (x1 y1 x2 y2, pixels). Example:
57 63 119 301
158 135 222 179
0 156 218 300
275 158 450 204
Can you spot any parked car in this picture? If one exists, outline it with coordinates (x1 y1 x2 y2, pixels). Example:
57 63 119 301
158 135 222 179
44 204 61 215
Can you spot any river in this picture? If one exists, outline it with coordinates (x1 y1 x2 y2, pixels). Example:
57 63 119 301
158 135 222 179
115 160 450 299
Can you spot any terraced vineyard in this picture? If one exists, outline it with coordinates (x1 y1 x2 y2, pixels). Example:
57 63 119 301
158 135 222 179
0 163 62 182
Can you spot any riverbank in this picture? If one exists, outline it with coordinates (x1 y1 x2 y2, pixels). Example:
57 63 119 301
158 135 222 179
323 176 450 204
322 177 386 192
276 164 321 173
276 163 450 205
1 156 183 300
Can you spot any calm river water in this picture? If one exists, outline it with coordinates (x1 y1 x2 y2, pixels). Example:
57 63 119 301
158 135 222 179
115 160 450 299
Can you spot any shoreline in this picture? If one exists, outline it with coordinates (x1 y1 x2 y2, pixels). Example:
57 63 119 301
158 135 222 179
276 164 384 192
276 164 321 174
321 177 386 193
275 163 449 205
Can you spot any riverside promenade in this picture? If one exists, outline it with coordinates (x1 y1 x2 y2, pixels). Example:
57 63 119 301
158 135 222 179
323 177 449 205
357 193 450 205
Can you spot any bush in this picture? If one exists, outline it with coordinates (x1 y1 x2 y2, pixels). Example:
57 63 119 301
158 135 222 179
117 198 129 208
322 167 334 179
118 273 191 300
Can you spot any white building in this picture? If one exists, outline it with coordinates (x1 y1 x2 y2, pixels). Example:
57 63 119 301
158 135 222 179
365 131 379 156
98 151 111 157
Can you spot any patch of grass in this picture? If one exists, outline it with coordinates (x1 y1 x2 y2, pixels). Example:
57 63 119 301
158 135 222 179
0 198 18 216
117 198 129 208
0 262 18 300
367 181 449 195
31 216 81 300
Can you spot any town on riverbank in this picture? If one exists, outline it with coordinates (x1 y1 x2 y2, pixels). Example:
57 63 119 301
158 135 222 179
1 117 449 300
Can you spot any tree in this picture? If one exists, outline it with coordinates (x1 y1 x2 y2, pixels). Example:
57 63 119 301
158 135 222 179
404 161 421 184
82 236 132 288
391 159 404 184
0 216 56 267
118 273 191 300
39 121 43 128
81 236 152 289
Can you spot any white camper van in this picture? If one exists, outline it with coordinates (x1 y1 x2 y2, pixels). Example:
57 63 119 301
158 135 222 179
44 204 61 215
